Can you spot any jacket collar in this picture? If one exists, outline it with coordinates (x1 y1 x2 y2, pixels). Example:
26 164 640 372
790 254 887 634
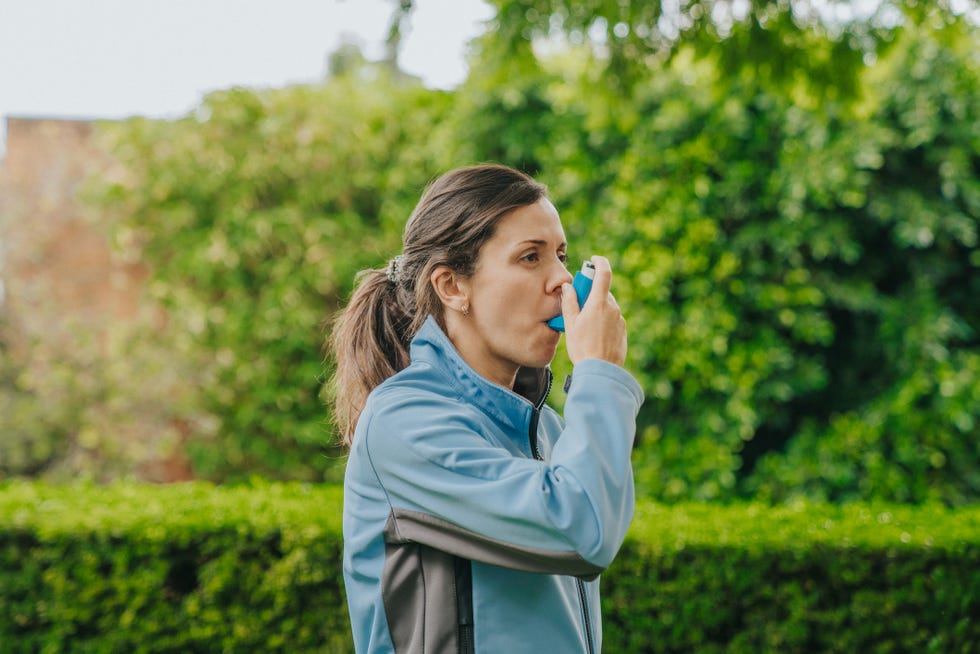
409 316 552 429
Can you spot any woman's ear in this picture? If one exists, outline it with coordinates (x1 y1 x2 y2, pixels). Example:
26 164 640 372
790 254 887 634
430 265 469 314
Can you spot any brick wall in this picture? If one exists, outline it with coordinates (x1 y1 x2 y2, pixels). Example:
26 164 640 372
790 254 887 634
0 117 193 482
0 117 146 350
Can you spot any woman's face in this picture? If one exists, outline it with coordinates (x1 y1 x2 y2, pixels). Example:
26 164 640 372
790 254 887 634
449 197 574 388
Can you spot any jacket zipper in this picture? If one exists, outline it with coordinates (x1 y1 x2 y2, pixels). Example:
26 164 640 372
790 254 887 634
577 579 595 654
528 370 552 460
455 557 474 654
529 371 594 653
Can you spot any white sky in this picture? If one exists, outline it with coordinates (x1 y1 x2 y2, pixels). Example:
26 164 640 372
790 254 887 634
0 0 494 149
3 0 976 133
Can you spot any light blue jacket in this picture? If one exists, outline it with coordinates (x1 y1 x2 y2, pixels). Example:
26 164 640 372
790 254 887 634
343 316 644 653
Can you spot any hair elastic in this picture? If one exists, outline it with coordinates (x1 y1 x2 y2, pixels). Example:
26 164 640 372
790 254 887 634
385 255 402 285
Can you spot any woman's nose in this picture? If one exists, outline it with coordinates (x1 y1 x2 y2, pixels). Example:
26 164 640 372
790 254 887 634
549 260 574 292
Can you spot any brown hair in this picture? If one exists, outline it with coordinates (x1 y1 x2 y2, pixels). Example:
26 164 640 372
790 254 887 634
329 164 548 445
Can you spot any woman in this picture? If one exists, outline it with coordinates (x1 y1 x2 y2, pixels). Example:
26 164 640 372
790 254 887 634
332 164 643 653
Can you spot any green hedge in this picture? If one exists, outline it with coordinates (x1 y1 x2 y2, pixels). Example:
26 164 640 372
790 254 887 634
2 482 977 653
608 502 980 653
1 482 348 653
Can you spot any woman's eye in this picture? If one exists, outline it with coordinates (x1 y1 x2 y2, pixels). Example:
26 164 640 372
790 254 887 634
558 253 568 264
523 252 539 262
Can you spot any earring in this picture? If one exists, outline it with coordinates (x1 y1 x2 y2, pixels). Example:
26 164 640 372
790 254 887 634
461 303 470 316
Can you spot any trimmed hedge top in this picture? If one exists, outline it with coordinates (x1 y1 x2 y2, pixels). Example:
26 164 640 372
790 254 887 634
0 481 344 539
629 500 980 553
3 480 976 551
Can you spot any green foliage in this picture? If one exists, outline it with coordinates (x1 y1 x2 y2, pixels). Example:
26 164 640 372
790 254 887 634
745 18 980 504
0 334 74 477
2 482 978 653
93 64 452 482
481 0 893 98
0 319 186 483
69 2 978 505
461 6 979 503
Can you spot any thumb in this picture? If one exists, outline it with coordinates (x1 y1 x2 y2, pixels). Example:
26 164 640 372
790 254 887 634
560 283 580 326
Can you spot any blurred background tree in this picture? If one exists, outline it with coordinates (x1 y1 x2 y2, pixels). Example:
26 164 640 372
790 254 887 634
8 0 974 504
93 59 451 482
456 0 978 503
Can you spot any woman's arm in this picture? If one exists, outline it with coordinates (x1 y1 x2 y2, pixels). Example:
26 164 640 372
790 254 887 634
358 360 643 577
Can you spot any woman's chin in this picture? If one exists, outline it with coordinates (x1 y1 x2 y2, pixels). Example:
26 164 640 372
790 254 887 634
529 333 561 366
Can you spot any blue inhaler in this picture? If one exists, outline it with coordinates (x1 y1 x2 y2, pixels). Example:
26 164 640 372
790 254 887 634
547 260 596 332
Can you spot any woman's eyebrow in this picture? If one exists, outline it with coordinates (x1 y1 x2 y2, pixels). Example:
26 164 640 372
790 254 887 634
514 239 568 248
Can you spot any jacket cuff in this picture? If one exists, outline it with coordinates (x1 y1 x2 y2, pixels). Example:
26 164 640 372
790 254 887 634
567 358 645 405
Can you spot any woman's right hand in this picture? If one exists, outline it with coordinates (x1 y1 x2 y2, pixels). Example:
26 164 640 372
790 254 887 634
561 255 628 367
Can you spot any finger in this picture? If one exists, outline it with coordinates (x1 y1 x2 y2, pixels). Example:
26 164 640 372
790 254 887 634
560 282 581 324
586 255 612 305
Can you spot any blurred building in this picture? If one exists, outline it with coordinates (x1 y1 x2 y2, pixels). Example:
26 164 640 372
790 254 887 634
0 117 145 349
0 117 192 482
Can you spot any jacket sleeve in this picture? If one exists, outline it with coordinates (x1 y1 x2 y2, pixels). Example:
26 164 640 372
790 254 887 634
361 358 644 576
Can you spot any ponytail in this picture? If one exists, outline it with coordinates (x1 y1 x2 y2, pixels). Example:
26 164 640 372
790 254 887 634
329 268 413 445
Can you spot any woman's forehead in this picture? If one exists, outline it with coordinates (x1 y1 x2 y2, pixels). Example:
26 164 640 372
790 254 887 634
493 198 565 244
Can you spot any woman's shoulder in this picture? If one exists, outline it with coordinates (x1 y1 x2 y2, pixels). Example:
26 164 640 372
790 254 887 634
355 371 479 462
363 364 467 424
